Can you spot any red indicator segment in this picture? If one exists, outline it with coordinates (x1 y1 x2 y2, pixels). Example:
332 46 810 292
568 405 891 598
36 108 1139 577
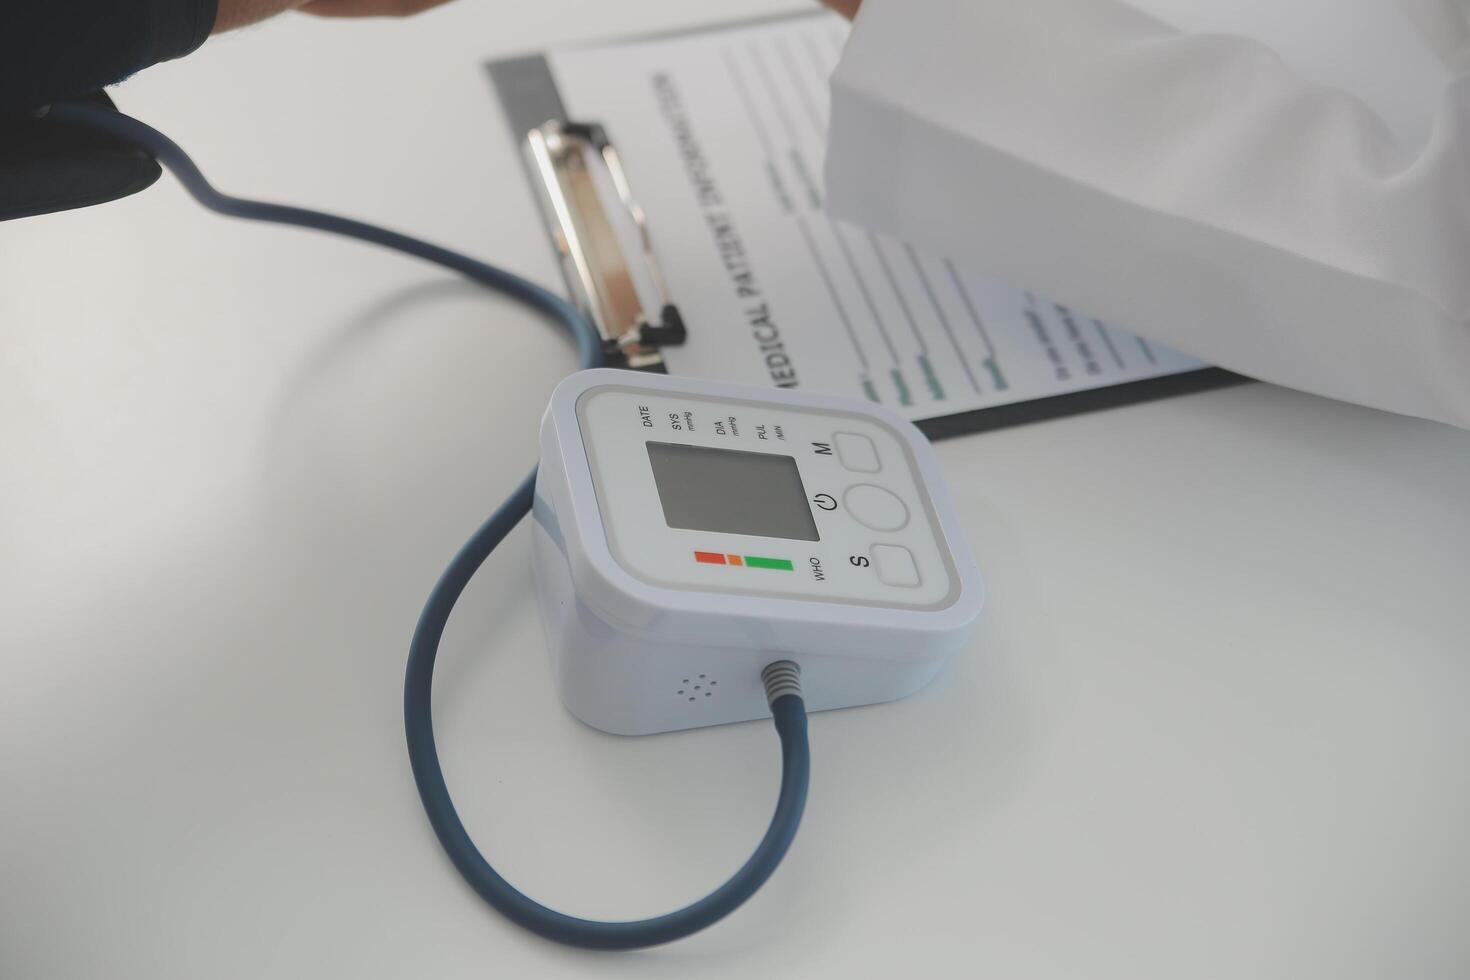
694 551 727 565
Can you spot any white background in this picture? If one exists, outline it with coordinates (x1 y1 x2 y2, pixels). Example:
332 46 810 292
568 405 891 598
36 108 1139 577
2 2 1468 978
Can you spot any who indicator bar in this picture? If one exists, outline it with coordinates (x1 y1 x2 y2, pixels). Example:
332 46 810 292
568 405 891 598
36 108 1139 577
693 551 794 571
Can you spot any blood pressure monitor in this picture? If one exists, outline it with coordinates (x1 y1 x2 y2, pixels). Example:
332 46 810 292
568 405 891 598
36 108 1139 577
533 369 984 735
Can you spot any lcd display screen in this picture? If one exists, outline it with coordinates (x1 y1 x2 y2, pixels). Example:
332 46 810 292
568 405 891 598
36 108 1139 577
646 442 819 541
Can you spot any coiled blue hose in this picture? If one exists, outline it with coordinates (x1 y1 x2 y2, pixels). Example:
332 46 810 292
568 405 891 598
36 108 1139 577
45 101 810 951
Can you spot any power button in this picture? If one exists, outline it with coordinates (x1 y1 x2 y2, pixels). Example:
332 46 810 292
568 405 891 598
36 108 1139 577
843 484 909 532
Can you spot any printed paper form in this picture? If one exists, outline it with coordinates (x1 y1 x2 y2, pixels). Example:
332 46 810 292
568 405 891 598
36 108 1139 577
545 14 1207 422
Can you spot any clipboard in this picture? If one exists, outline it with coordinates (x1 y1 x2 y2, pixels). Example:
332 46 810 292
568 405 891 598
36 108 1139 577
486 17 1247 441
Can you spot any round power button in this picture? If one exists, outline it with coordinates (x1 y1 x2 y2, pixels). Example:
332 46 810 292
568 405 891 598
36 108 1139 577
843 484 910 532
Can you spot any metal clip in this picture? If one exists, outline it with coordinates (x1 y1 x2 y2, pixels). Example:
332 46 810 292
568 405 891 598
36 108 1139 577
525 121 687 370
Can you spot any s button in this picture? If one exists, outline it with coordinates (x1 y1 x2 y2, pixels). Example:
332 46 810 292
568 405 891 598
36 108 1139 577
872 545 921 588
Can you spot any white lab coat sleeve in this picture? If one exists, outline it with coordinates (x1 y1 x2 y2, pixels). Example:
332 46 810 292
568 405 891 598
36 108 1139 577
824 0 1470 428
1399 0 1470 72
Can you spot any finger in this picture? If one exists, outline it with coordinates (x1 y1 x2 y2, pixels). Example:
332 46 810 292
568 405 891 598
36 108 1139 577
299 0 453 18
821 0 862 19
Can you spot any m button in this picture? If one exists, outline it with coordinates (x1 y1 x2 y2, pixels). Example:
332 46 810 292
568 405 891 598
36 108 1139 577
834 432 880 473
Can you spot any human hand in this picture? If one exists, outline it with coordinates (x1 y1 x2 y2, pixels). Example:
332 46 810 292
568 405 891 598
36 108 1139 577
297 0 456 18
214 0 455 32
822 0 861 19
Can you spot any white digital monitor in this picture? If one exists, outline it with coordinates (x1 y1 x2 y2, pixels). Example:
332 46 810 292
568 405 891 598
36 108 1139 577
532 369 983 735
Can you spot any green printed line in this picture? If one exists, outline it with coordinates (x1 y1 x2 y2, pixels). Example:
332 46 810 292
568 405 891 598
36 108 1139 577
890 367 914 407
744 556 795 571
917 354 946 401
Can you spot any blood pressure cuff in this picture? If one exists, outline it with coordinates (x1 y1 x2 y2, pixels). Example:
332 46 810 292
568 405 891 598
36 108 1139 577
1 0 217 220
825 0 1470 429
1 92 162 221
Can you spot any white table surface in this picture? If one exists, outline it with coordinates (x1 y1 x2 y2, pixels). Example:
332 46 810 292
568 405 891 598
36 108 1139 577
3 3 1469 977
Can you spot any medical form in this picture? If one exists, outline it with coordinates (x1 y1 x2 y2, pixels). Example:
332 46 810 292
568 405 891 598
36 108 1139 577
492 13 1240 437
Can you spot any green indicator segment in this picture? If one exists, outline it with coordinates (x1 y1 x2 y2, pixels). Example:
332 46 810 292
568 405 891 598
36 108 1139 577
743 556 795 571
